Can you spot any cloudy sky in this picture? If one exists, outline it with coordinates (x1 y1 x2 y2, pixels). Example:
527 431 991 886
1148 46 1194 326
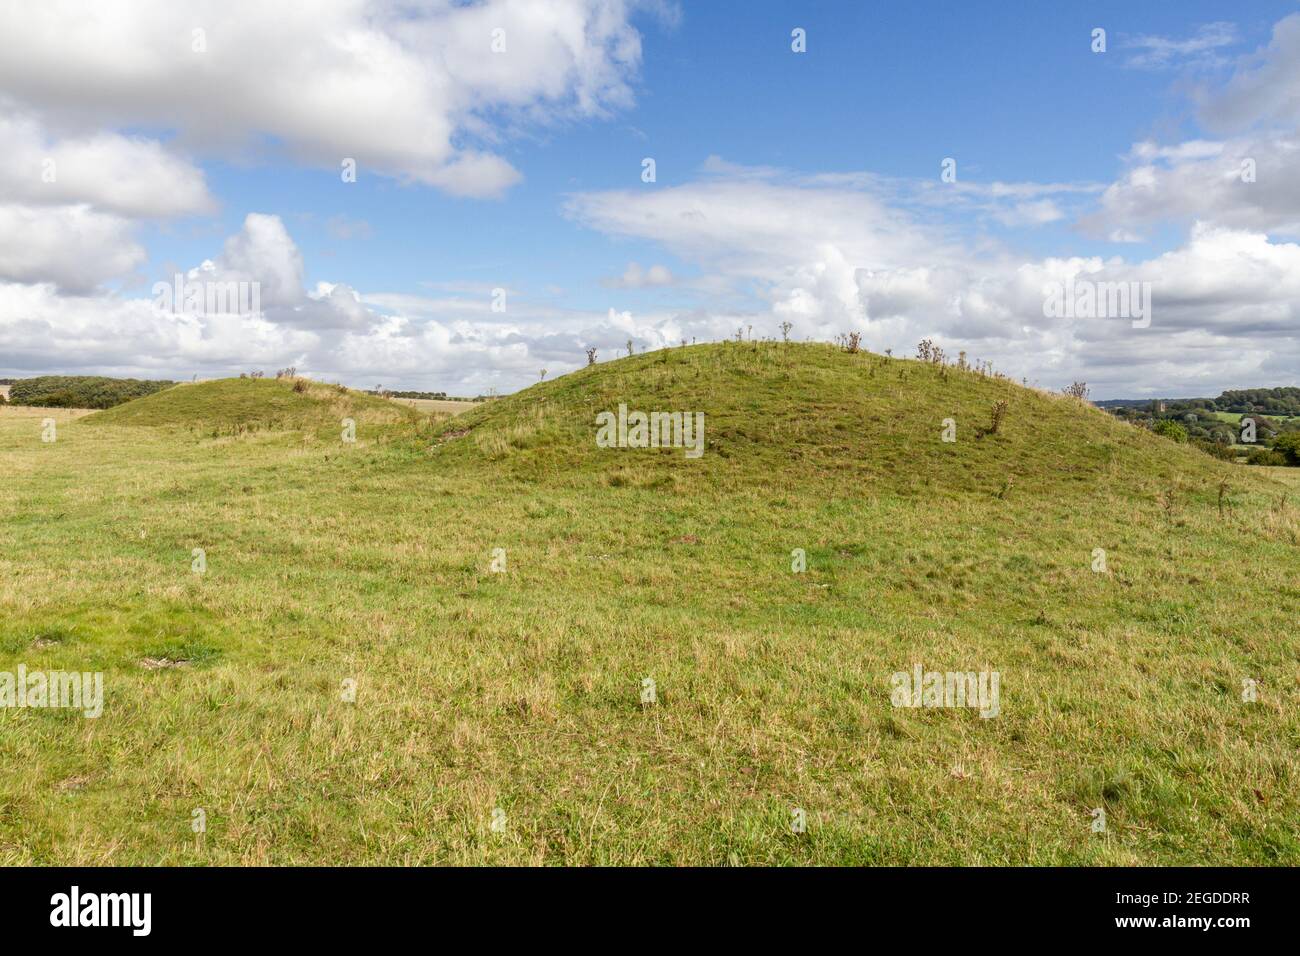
2 0 1298 398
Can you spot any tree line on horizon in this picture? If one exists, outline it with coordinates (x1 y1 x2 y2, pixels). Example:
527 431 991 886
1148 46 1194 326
1102 387 1300 467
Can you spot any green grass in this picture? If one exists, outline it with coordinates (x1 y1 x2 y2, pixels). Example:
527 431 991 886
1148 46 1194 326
0 343 1296 865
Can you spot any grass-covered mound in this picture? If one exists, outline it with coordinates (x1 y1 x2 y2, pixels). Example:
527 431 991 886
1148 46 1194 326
0 342 1295 865
439 341 1240 501
82 376 422 435
8 375 174 409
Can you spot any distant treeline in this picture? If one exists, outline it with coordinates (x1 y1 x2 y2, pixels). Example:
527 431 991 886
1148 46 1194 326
1098 386 1300 417
365 389 488 402
370 389 449 400
1101 387 1300 466
5 375 175 409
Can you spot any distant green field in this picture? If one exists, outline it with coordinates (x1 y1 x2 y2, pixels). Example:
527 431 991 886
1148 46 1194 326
1210 410 1300 427
0 345 1295 865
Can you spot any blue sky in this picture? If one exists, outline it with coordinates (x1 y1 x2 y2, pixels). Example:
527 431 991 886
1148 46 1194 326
147 1 1287 295
4 1 1300 397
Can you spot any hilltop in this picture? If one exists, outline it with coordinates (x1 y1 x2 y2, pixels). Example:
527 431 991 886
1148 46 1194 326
81 376 423 434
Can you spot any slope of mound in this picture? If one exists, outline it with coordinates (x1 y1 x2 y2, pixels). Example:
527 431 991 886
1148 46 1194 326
435 341 1258 502
82 376 421 433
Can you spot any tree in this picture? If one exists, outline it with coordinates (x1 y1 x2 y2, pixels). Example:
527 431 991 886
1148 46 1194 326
1152 419 1188 443
1272 431 1300 466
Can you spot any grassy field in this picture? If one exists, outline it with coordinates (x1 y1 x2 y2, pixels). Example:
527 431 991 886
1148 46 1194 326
0 343 1296 865
389 397 480 416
